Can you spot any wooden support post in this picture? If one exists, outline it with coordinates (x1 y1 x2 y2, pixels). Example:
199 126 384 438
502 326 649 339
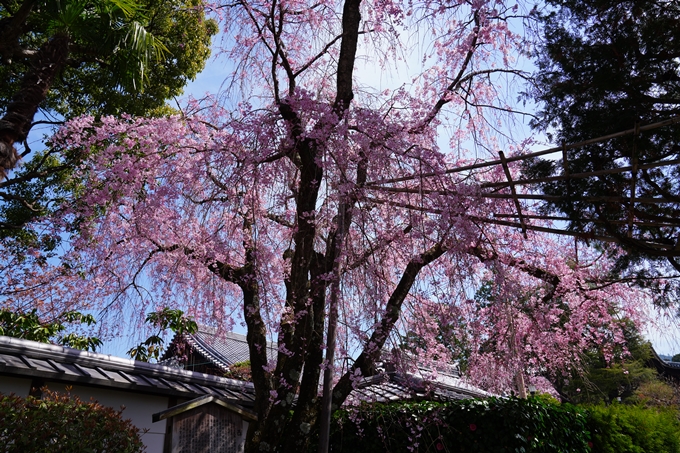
499 151 528 239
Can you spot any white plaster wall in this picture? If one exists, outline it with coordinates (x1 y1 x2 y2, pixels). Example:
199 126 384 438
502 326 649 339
51 383 169 453
0 376 31 397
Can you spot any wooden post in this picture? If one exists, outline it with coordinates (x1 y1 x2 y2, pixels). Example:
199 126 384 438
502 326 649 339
499 151 528 239
318 201 346 453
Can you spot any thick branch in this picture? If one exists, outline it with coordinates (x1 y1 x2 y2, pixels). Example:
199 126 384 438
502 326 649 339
331 242 446 406
0 0 38 59
326 151 368 269
240 259 272 423
0 32 70 178
208 225 272 429
333 0 362 115
282 251 327 451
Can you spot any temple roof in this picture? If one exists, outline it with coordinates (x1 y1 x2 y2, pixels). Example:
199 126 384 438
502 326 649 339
161 327 277 373
350 369 491 403
162 327 491 402
0 335 255 406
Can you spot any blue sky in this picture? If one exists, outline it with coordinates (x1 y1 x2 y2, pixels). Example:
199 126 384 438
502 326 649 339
11 23 678 360
92 24 680 359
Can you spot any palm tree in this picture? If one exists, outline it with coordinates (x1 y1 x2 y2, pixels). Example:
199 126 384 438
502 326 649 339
0 0 168 179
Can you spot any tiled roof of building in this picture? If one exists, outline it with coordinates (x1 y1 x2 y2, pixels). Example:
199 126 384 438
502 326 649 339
349 368 491 403
162 327 277 372
649 347 680 379
0 335 255 406
164 328 490 403
1 331 490 416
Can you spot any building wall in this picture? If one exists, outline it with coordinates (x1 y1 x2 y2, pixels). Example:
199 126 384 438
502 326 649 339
0 375 31 397
0 377 169 453
60 383 169 453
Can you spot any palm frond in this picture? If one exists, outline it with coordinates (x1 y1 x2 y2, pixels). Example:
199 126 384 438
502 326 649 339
101 0 145 19
117 20 170 91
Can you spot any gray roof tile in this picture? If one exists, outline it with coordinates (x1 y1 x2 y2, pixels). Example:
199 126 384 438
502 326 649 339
163 327 276 370
349 370 490 404
0 336 255 406
161 328 490 404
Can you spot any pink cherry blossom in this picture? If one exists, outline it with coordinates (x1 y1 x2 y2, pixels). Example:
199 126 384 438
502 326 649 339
0 1 651 452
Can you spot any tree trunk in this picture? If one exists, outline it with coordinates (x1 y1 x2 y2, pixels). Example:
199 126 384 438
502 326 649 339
0 32 69 178
0 0 39 60
242 0 364 448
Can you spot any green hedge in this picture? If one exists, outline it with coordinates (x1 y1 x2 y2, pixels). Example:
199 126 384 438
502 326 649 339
0 389 145 453
588 403 680 453
329 396 680 453
330 396 591 453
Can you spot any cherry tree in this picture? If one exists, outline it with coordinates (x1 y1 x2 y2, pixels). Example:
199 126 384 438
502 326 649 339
0 0 648 452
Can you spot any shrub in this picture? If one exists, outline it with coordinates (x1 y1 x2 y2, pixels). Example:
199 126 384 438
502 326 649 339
223 360 252 381
0 389 145 453
329 395 680 453
329 396 591 453
588 403 680 453
631 379 679 408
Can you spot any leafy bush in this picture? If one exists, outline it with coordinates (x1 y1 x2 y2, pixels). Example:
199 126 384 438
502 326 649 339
553 328 658 405
588 403 680 453
329 396 680 453
329 396 591 453
223 360 252 381
0 389 145 453
631 379 679 408
0 309 102 351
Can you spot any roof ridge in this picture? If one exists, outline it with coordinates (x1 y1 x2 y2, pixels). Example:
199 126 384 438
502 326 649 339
0 335 253 391
185 333 232 371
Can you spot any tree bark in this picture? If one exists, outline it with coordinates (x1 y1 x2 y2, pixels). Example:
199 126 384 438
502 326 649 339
243 0 364 449
0 32 69 178
0 0 38 60
332 243 447 407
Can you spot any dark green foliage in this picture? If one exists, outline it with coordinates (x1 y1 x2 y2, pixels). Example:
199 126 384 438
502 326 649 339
329 397 592 453
127 306 197 362
553 324 657 404
526 0 680 301
0 389 145 453
0 147 77 246
0 308 102 351
0 0 217 245
329 397 680 453
0 0 217 118
588 404 680 453
46 0 218 118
